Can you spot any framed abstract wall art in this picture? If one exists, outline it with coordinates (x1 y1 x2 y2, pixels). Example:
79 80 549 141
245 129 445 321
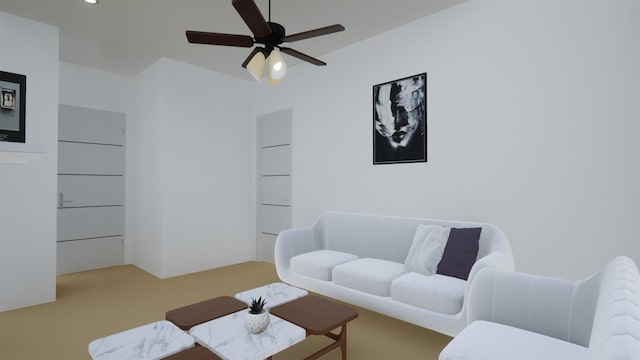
373 73 426 164
0 70 26 143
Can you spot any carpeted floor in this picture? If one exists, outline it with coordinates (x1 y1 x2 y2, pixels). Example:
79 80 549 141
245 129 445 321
0 261 451 359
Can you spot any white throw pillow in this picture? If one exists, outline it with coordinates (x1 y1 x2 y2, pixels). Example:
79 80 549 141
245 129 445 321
404 224 450 276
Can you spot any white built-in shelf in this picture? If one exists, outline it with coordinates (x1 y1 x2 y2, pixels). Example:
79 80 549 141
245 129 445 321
0 142 46 164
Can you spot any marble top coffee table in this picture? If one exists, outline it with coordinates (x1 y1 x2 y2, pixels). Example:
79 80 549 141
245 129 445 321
164 283 357 359
166 296 248 330
271 295 359 360
88 320 194 360
190 310 306 360
235 282 308 309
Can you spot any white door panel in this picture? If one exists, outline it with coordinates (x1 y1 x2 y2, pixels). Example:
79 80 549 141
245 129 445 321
57 237 124 274
58 207 124 241
260 176 291 206
258 233 277 263
58 175 124 207
257 109 292 262
57 105 125 275
59 105 125 145
58 142 124 175
261 146 291 176
260 114 291 148
260 205 291 236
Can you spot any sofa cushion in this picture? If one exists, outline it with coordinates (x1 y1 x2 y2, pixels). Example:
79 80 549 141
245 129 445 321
290 250 359 281
436 227 481 280
404 225 450 276
333 258 408 296
391 272 466 315
439 320 591 360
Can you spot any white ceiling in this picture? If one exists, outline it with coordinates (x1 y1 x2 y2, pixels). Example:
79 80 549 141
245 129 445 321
0 0 464 80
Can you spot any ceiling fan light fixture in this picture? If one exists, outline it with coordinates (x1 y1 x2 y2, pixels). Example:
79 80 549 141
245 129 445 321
245 51 265 81
269 49 287 81
268 75 283 85
83 0 99 4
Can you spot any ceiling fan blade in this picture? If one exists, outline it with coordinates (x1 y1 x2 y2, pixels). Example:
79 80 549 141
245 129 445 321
186 31 254 47
283 24 345 42
280 47 326 66
232 0 272 39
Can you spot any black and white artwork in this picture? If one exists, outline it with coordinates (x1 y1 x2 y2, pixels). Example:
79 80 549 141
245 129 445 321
373 73 426 164
1 88 16 110
0 70 26 143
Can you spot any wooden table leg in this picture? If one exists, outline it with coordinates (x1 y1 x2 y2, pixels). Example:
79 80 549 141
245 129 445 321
304 324 348 360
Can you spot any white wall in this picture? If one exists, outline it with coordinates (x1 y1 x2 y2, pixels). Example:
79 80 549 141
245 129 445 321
130 58 255 278
59 60 256 279
128 61 164 276
0 12 58 311
253 0 640 280
59 63 131 114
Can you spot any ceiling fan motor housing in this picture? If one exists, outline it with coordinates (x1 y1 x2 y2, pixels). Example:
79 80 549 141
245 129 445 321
257 22 285 52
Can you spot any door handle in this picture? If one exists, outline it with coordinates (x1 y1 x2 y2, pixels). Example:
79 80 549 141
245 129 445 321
58 193 74 209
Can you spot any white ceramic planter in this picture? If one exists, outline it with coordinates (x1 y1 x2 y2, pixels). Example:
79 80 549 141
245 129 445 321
244 311 270 334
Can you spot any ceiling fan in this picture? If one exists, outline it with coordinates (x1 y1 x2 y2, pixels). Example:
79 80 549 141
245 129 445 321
186 0 345 82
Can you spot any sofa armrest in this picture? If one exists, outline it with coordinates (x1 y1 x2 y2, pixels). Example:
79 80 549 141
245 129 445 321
588 256 640 358
463 251 512 303
274 226 318 279
465 267 579 344
467 251 513 281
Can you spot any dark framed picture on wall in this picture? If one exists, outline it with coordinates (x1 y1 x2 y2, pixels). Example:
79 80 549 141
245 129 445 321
373 73 426 164
0 70 26 143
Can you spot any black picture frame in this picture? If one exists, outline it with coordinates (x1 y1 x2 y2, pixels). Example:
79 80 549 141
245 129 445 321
0 70 26 143
373 73 426 164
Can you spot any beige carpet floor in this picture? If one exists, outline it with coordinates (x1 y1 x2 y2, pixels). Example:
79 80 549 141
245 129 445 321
0 261 451 360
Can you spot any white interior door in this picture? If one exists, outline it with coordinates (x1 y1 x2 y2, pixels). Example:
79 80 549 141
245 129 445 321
256 109 292 263
57 104 125 274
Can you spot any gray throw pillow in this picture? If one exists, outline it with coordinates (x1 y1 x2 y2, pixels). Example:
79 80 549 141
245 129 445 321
436 227 481 280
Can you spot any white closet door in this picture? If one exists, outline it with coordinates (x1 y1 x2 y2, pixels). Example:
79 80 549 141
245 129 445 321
58 175 124 207
261 176 291 206
58 207 124 241
261 146 292 176
58 142 124 175
57 105 125 274
256 109 292 263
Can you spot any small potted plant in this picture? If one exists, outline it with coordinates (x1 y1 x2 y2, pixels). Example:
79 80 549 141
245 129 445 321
244 296 269 334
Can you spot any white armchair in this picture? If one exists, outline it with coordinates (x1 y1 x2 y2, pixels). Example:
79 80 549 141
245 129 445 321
439 256 640 360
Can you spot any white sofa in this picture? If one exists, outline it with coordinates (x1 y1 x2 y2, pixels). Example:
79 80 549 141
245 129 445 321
274 211 514 336
439 256 640 360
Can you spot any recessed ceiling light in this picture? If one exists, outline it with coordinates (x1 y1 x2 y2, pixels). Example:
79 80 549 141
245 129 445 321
83 0 98 4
